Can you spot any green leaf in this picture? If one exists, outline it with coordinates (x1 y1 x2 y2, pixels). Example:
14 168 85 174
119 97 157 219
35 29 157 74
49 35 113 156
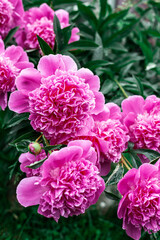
14 140 31 153
65 40 98 51
147 29 160 39
26 157 47 169
84 60 113 71
37 35 54 55
104 191 121 201
62 25 72 46
134 149 160 162
42 144 65 151
92 33 103 60
106 164 124 186
5 113 29 129
10 131 39 146
78 2 98 31
4 26 19 46
99 0 107 20
133 75 144 97
53 14 63 51
100 9 129 32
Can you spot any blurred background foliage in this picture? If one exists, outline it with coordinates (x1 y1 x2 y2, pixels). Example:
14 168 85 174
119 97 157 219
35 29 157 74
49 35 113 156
1 0 160 239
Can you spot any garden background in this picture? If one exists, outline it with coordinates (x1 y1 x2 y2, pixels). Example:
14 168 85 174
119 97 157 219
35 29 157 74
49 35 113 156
1 0 160 239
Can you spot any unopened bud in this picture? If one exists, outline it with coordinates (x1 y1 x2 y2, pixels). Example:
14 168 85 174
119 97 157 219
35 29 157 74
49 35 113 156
28 142 42 155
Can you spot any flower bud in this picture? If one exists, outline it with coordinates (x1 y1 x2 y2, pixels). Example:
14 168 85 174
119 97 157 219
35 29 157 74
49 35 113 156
28 142 42 155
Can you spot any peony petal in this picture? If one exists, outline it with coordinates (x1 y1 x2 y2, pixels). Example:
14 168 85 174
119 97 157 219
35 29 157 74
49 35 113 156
0 39 5 54
117 168 137 195
124 219 141 240
68 140 92 158
16 177 45 207
16 68 41 93
5 46 29 63
38 54 77 77
15 61 34 70
144 95 160 113
0 92 7 110
123 112 137 129
92 92 105 114
69 27 80 44
106 103 122 120
136 163 158 183
42 146 83 178
122 95 145 116
77 68 100 91
55 9 69 25
8 91 29 113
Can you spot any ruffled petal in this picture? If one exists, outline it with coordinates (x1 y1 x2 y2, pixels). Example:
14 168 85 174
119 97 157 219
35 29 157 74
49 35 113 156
0 92 7 110
122 95 145 116
92 92 105 114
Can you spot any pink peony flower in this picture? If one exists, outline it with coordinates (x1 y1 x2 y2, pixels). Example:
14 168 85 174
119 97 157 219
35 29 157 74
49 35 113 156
16 140 105 222
0 39 33 110
0 0 24 38
15 3 80 50
9 54 105 144
76 103 129 176
19 146 47 177
122 95 160 160
118 161 160 240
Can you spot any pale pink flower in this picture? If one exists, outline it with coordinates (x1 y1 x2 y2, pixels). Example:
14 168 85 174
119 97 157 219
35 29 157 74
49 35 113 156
0 0 24 38
122 95 160 161
19 146 47 177
118 160 160 240
16 140 105 222
0 39 33 110
9 54 105 144
15 3 80 50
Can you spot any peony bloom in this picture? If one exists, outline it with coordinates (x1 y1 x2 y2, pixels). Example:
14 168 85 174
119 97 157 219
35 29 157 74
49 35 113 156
0 0 24 38
0 39 33 110
118 161 160 240
9 54 105 144
76 103 129 176
15 3 80 50
16 140 105 222
122 95 160 161
19 145 47 177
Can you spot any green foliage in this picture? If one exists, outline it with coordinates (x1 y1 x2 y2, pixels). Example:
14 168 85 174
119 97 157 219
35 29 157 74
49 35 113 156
2 0 160 239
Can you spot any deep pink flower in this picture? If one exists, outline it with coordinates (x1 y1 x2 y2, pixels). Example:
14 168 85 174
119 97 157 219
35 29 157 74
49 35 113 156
122 95 160 161
19 146 47 177
118 161 160 240
76 103 129 176
15 3 79 50
9 54 105 144
0 39 33 110
0 0 24 38
17 140 105 222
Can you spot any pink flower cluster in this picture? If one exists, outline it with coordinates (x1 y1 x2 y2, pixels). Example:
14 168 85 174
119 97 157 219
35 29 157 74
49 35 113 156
118 160 160 240
17 140 105 222
0 0 24 38
122 95 160 160
9 54 105 144
0 38 33 110
15 3 80 50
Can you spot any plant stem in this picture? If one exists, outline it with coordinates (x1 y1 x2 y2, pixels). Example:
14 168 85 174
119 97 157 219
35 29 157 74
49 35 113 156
114 79 128 98
121 155 131 170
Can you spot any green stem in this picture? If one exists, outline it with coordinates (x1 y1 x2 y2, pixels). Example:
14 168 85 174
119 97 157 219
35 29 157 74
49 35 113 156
42 135 52 154
114 79 128 98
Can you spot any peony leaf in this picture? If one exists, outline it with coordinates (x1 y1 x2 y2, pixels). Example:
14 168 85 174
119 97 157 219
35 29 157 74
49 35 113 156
37 35 54 55
104 191 121 201
105 164 124 186
4 26 19 46
5 113 29 129
26 157 47 169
